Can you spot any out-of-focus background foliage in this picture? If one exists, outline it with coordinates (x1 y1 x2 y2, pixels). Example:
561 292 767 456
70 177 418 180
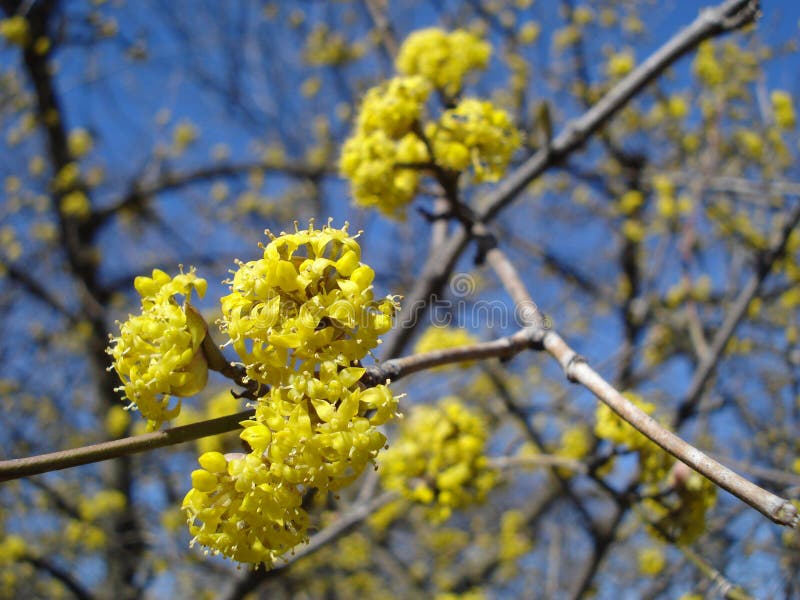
1 0 799 598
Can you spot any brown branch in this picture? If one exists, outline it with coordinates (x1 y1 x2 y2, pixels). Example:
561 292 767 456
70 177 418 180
476 0 760 223
644 518 754 600
2 260 78 324
362 0 399 60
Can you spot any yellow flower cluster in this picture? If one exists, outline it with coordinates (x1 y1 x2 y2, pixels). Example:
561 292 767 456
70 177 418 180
606 50 635 78
68 128 93 158
78 489 127 522
498 509 533 565
339 77 429 218
172 120 199 154
378 397 497 522
396 28 490 97
356 76 431 138
595 393 717 542
240 368 396 492
693 41 723 87
340 77 430 217
220 222 398 385
339 78 431 218
0 16 29 46
183 451 309 565
185 223 400 565
426 99 521 182
303 24 364 66
595 392 671 484
340 28 519 218
644 465 718 544
108 269 208 430
637 546 665 576
772 90 796 130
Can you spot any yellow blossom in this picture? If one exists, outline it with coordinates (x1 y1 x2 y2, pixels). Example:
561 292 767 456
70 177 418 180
693 41 723 86
607 51 635 78
108 268 208 429
772 90 796 129
241 373 397 492
105 405 130 437
220 222 399 386
356 76 431 139
0 16 29 46
426 98 520 182
79 489 127 521
183 452 308 566
53 162 80 191
300 76 321 98
644 465 718 544
68 128 93 158
618 190 644 215
60 190 91 219
28 155 45 176
621 219 646 242
172 120 199 153
638 546 665 575
396 28 491 96
340 129 428 218
518 21 541 45
303 24 362 66
499 509 533 564
0 535 26 564
379 397 497 523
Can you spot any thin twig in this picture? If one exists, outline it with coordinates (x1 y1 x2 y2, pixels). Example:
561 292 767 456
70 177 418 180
489 454 588 475
362 327 542 386
95 160 329 228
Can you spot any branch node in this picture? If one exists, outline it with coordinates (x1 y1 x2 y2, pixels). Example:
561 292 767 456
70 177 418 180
473 230 498 266
416 206 452 222
776 500 799 529
565 353 586 383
